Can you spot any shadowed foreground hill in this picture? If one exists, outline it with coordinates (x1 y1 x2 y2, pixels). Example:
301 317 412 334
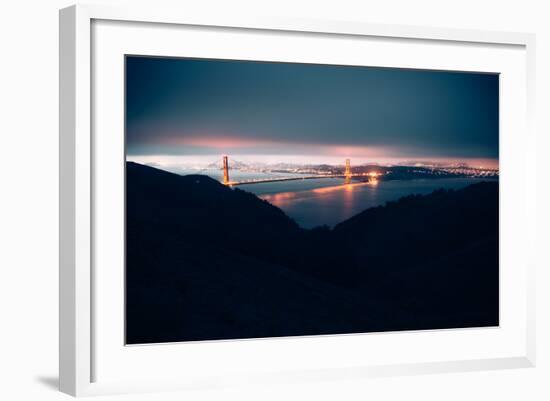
333 183 499 328
126 162 498 344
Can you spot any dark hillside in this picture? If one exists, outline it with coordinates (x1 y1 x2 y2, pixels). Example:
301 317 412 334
126 162 499 343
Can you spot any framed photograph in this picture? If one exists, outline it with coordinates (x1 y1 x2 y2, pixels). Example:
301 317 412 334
59 4 536 396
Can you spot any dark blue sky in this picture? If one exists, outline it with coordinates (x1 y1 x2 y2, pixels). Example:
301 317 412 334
126 56 499 167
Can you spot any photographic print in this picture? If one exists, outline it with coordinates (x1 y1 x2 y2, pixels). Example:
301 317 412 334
125 56 499 344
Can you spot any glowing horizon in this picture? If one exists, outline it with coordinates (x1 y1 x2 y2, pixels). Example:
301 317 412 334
128 154 499 170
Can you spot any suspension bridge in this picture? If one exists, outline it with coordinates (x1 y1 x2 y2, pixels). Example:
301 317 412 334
217 155 371 186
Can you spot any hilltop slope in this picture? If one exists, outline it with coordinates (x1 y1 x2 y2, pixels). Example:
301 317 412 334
126 162 499 343
126 162 377 343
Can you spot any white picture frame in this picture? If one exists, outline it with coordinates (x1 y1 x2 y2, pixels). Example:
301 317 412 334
59 4 536 397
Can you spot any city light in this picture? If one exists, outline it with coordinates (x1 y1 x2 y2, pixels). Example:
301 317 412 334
218 155 499 187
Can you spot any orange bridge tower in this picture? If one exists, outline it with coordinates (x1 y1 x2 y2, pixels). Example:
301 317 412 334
345 158 352 181
222 155 230 185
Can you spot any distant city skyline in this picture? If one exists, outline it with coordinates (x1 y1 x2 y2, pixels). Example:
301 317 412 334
127 154 499 170
126 56 499 169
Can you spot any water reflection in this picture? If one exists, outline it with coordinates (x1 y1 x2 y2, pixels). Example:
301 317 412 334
260 181 374 204
251 178 495 229
259 180 378 225
312 181 371 194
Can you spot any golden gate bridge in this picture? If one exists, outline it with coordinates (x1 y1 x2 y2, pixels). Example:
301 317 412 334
218 155 373 186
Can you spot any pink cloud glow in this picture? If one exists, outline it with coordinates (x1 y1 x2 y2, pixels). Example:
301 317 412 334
156 135 278 149
131 131 499 170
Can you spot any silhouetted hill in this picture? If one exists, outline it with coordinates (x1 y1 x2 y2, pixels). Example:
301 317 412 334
126 162 384 343
127 161 300 265
333 182 499 328
126 162 498 343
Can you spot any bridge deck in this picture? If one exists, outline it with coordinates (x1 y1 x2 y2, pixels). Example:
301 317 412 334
227 174 359 186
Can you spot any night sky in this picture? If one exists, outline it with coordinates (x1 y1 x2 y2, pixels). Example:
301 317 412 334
126 56 499 167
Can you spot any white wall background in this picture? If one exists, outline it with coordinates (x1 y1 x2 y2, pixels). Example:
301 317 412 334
0 0 548 399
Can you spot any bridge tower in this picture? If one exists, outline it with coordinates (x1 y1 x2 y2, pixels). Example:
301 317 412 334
222 155 230 185
345 159 351 178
